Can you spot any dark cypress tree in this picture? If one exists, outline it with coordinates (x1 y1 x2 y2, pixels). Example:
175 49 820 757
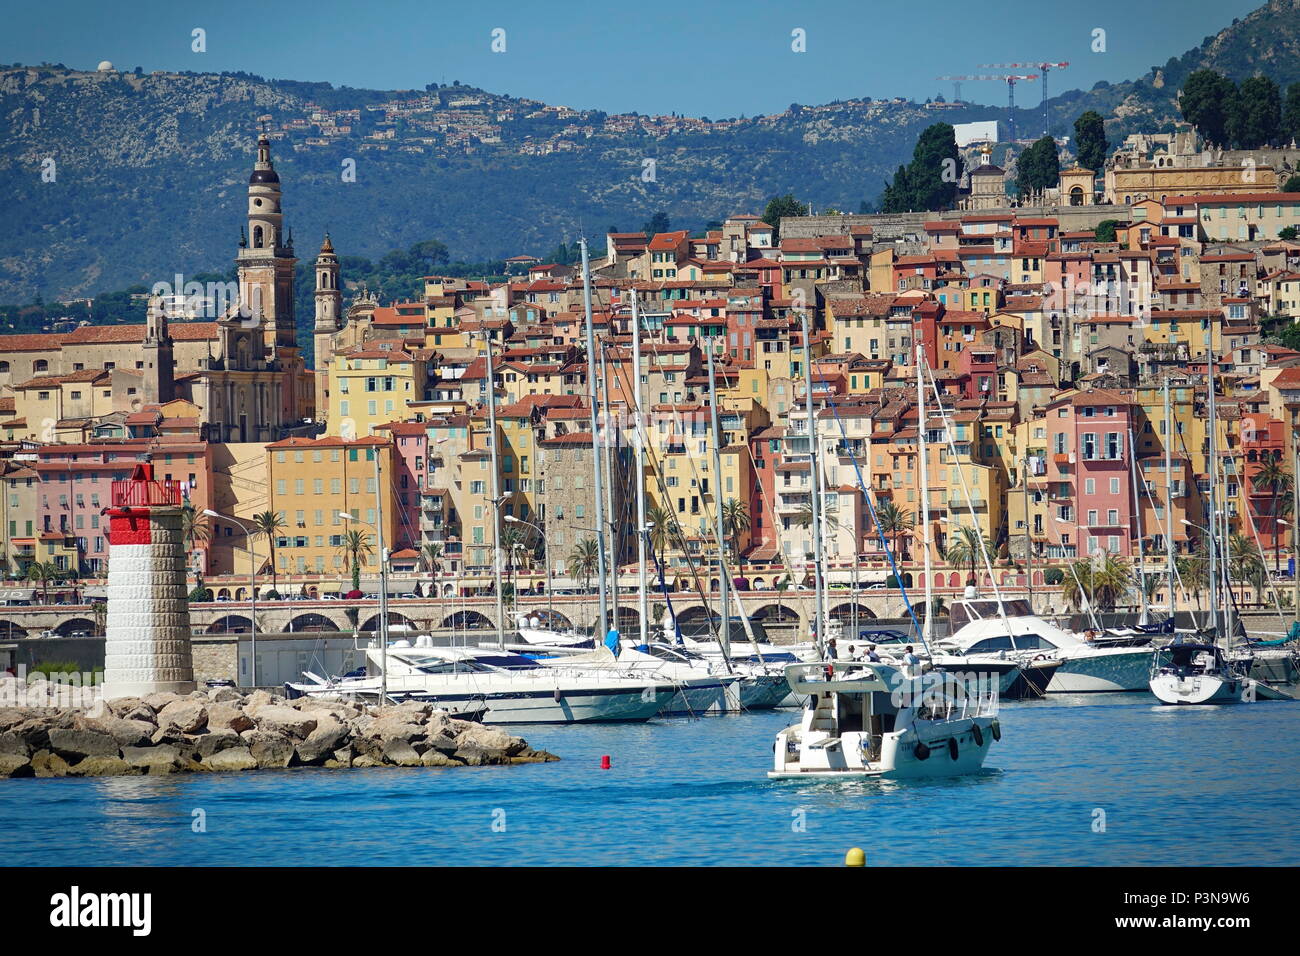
1229 75 1282 149
1179 69 1237 146
1073 111 1109 172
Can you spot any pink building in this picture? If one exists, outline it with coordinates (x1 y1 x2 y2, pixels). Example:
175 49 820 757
375 421 427 551
1045 389 1136 559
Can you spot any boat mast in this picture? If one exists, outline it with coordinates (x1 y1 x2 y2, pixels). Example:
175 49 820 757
484 329 506 650
374 446 389 706
1293 441 1300 627
1023 450 1033 615
632 291 649 647
800 309 828 655
1128 424 1148 625
1163 378 1176 620
579 239 610 642
1206 353 1219 635
600 344 618 635
706 341 731 662
917 345 933 644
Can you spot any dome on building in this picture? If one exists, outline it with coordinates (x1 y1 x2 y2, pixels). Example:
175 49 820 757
97 61 115 72
249 168 280 185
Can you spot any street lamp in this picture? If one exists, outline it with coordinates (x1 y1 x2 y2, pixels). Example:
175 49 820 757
504 514 551 623
203 509 259 688
339 510 389 707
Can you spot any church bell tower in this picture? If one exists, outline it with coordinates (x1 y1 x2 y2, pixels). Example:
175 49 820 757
314 233 342 420
235 131 298 356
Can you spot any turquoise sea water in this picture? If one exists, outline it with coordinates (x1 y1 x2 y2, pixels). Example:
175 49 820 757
4 694 1298 866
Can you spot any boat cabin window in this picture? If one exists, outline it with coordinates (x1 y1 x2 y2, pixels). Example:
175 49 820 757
966 636 1014 654
474 653 543 670
1011 633 1056 650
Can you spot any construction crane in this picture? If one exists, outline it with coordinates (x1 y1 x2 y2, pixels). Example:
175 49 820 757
979 61 1070 135
935 74 1039 141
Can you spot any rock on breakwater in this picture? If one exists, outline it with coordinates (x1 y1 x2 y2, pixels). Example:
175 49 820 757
0 682 558 777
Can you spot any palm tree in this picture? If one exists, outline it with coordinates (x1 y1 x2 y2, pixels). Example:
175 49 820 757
721 497 750 568
1252 457 1292 574
90 600 107 637
420 542 443 575
567 536 600 594
943 525 993 586
1228 532 1266 604
26 561 60 605
1062 553 1133 612
338 528 374 592
773 572 793 622
1176 551 1208 613
179 504 210 552
646 502 678 572
874 502 914 561
252 510 286 593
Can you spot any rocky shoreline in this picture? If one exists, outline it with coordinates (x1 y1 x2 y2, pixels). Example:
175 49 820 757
0 683 558 777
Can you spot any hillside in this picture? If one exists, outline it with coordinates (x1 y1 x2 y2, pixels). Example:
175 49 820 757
3 0 1300 305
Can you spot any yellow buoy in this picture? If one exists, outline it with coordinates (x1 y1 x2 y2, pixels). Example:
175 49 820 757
844 847 866 867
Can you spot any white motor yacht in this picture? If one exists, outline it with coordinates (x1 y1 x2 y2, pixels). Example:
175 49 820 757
769 660 1000 780
526 643 738 716
938 595 1156 693
289 639 678 723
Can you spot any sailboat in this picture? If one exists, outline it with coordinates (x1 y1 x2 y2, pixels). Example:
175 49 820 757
1147 640 1289 704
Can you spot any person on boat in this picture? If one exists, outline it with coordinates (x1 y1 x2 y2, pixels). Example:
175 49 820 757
826 638 839 660
864 644 882 663
846 644 858 660
901 645 920 677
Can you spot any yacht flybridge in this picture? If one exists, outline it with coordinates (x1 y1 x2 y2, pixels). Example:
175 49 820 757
769 660 1000 780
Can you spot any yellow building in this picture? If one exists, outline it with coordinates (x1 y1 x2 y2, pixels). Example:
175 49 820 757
9 369 115 441
329 345 428 438
265 436 396 580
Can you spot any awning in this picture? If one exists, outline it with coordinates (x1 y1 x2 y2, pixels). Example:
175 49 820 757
0 588 35 602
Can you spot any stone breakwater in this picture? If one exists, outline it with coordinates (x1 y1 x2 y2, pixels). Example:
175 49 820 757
0 684 558 778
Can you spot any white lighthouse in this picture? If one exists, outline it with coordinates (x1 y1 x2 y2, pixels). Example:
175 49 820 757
100 461 196 700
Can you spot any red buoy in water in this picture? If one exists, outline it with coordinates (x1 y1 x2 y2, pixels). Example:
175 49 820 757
600 754 612 770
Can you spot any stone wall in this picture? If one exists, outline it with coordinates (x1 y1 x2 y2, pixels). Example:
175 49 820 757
780 205 1131 242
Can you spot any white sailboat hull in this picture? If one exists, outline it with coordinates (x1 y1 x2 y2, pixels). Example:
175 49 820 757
1149 673 1246 705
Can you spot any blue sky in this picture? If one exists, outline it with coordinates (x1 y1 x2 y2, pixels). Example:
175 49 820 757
0 0 1264 116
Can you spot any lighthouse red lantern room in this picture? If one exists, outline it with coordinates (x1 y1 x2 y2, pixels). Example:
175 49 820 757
100 460 196 700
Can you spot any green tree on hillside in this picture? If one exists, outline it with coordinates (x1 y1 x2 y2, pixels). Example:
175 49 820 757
1283 83 1300 142
1015 135 1060 196
1179 69 1237 145
642 211 672 236
761 193 808 240
1095 219 1122 243
1229 75 1281 148
1073 111 1109 171
880 123 961 213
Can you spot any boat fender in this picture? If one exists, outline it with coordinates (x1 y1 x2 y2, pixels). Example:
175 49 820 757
553 688 563 702
991 719 1001 742
971 724 984 747
947 737 959 761
914 741 931 761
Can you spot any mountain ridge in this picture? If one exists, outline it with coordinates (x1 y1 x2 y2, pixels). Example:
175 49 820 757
3 0 1299 303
